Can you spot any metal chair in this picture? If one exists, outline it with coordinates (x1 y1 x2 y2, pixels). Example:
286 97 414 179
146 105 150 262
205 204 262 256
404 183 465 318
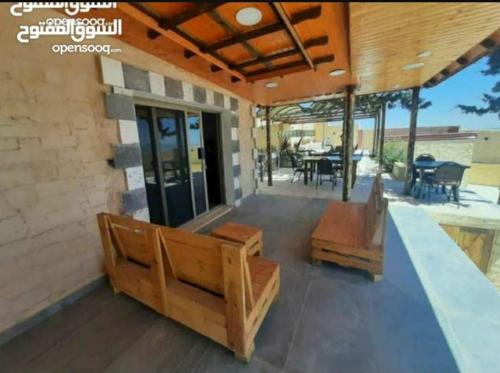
316 158 336 190
289 153 306 183
422 162 466 202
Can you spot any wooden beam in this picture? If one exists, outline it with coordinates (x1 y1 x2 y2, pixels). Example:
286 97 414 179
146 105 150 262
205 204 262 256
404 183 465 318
404 87 420 195
246 61 309 82
207 9 272 71
304 35 329 49
289 5 322 24
312 55 335 66
342 85 356 201
272 3 315 70
147 2 224 39
203 23 284 53
211 64 222 72
233 49 298 69
184 49 195 59
119 3 246 82
378 103 386 167
265 107 272 186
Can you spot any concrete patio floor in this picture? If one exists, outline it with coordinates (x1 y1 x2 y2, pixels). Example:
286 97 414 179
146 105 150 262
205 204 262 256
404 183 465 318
0 193 472 373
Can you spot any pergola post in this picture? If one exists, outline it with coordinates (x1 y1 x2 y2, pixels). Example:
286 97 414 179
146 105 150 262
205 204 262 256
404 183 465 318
265 106 273 186
342 85 356 201
372 112 380 157
378 102 386 168
404 87 420 194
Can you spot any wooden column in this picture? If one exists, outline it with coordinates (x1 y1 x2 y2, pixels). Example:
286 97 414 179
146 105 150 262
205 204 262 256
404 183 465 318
404 87 420 194
265 106 273 186
373 110 379 157
378 103 386 167
342 85 356 201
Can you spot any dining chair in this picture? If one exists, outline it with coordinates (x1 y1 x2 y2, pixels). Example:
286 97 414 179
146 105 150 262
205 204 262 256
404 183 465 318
411 153 437 190
289 153 306 183
422 162 466 202
316 158 336 190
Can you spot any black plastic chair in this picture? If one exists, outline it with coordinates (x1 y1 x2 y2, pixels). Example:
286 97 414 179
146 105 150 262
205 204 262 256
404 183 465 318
289 153 306 183
316 158 336 190
411 153 437 190
423 162 466 202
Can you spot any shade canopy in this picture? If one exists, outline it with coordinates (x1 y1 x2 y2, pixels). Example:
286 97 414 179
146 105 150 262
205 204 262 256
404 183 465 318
83 2 500 105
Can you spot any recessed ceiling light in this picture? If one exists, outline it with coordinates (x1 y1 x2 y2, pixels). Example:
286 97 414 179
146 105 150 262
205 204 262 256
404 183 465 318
329 69 346 77
403 62 425 71
417 50 432 58
236 7 262 26
265 81 278 88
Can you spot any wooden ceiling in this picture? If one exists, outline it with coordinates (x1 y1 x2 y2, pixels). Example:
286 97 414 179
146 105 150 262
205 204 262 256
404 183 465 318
84 2 500 105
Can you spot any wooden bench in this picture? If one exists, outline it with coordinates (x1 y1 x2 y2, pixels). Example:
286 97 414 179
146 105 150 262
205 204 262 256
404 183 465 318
211 221 263 256
310 174 388 281
97 213 279 361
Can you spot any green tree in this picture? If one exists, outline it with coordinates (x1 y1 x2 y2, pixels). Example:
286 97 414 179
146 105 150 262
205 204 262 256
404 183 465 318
458 48 500 119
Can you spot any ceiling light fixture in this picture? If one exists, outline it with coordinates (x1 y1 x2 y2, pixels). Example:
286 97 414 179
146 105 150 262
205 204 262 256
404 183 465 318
329 69 346 77
417 50 432 58
403 62 425 71
265 81 278 88
236 7 262 26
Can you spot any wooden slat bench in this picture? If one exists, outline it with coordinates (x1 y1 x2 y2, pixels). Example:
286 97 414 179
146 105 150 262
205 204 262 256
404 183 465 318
310 174 388 281
97 213 279 361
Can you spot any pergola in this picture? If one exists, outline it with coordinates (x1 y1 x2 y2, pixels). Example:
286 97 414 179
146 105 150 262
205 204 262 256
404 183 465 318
80 2 500 201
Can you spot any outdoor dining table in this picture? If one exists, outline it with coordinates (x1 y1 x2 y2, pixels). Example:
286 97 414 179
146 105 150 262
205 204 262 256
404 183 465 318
412 160 470 198
302 154 363 186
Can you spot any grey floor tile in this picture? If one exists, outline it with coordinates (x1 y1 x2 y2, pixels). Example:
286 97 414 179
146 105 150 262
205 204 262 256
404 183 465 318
193 343 281 373
254 267 311 369
285 277 378 373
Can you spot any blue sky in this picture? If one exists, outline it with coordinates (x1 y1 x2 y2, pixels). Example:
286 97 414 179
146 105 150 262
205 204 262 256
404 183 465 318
355 56 500 130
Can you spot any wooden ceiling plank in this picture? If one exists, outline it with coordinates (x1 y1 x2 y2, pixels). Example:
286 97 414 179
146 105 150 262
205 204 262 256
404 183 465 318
206 8 273 70
119 3 246 81
272 3 315 70
202 23 285 53
202 5 323 53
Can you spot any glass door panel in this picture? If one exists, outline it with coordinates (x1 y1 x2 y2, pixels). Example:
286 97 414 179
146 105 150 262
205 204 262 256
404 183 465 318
156 108 193 227
187 112 208 215
136 107 166 225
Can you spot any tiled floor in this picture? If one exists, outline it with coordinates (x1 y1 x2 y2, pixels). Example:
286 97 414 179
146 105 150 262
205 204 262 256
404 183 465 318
0 194 460 373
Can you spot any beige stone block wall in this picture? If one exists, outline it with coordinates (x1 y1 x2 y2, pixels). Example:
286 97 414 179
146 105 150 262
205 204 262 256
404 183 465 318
414 139 475 166
0 6 255 333
472 131 500 163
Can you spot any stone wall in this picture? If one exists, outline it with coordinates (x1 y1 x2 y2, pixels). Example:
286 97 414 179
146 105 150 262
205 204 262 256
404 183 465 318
0 6 255 334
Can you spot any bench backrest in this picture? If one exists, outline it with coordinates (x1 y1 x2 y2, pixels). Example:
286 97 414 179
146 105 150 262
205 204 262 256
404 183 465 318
100 213 158 266
365 173 386 245
98 213 244 296
158 225 231 295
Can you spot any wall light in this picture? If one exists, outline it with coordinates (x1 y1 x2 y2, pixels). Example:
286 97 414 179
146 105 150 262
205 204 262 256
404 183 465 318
403 62 424 71
265 81 278 88
329 69 346 77
417 50 432 58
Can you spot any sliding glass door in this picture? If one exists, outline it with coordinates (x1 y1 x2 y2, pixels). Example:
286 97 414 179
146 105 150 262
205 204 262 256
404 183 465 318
135 106 209 227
